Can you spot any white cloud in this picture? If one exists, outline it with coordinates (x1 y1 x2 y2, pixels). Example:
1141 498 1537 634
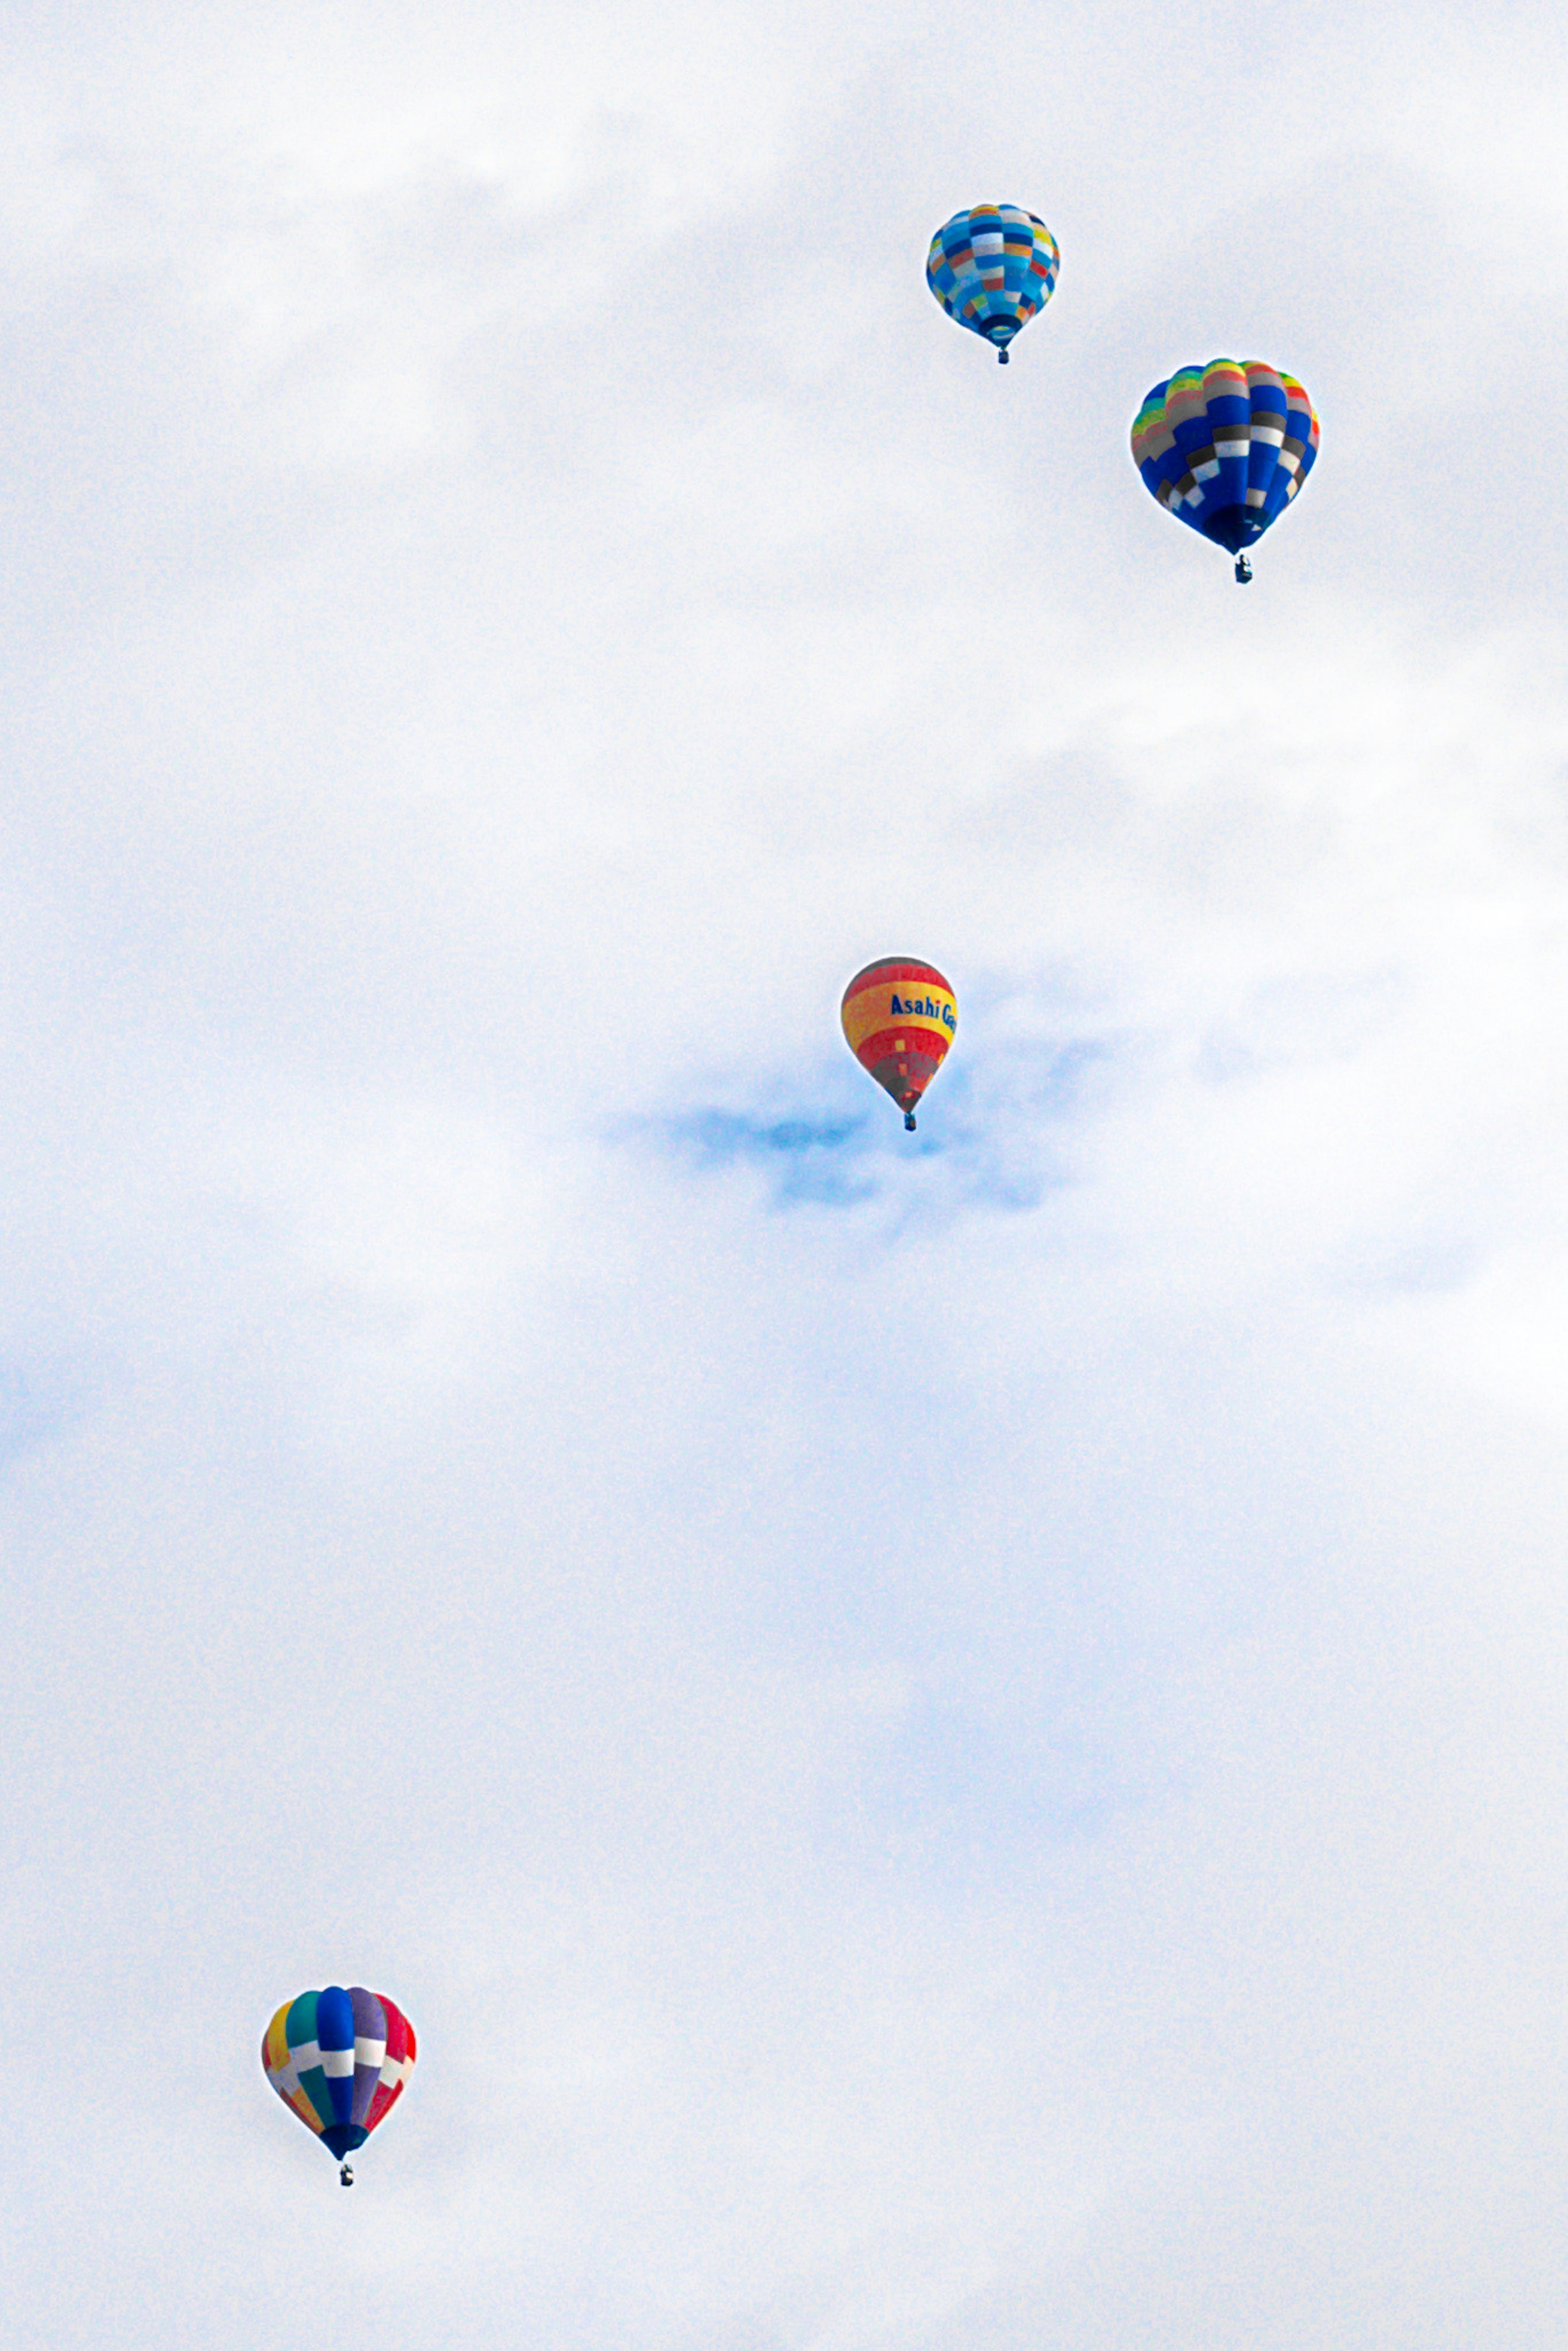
6 2 1568 2347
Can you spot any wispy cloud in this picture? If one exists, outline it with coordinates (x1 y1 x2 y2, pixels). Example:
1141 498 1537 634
8 2 1568 2347
644 1031 1109 1217
656 1105 876 1205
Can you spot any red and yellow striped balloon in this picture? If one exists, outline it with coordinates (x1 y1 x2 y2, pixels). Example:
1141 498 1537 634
841 958 957 1130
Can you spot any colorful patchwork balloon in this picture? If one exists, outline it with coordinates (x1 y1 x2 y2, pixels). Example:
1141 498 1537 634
262 1985 416 2184
926 205 1059 363
842 958 957 1131
1130 360 1319 580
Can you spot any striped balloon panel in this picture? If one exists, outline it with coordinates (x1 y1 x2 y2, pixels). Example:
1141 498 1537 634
263 1986 417 2163
282 1988 340 2137
841 958 956 1114
348 1986 388 2127
1131 359 1319 555
927 205 1059 351
262 2000 326 2137
363 1996 417 2133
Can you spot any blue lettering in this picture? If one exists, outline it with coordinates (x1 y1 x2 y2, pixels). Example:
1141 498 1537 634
884 990 956 1028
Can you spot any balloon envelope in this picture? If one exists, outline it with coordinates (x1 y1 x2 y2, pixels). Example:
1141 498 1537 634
926 205 1058 361
842 958 957 1123
262 1985 416 2164
1131 360 1319 558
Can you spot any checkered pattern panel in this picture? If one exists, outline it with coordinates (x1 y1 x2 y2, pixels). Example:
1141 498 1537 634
1131 359 1320 559
926 205 1059 356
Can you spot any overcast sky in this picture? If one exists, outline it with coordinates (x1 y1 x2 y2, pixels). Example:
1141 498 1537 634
6 2 1568 2345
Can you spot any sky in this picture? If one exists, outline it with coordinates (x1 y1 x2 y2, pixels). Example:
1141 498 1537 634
5 0 1568 2344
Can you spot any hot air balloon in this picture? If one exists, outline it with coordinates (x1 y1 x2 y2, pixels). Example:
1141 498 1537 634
1130 360 1319 580
262 1985 416 2185
842 958 956 1131
926 206 1058 364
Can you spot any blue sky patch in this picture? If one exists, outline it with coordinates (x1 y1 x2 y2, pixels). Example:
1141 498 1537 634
657 1105 878 1204
0 1358 86 1473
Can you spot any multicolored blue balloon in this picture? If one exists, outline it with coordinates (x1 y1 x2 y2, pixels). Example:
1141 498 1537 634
262 1985 416 2184
926 205 1059 364
1130 361 1319 580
